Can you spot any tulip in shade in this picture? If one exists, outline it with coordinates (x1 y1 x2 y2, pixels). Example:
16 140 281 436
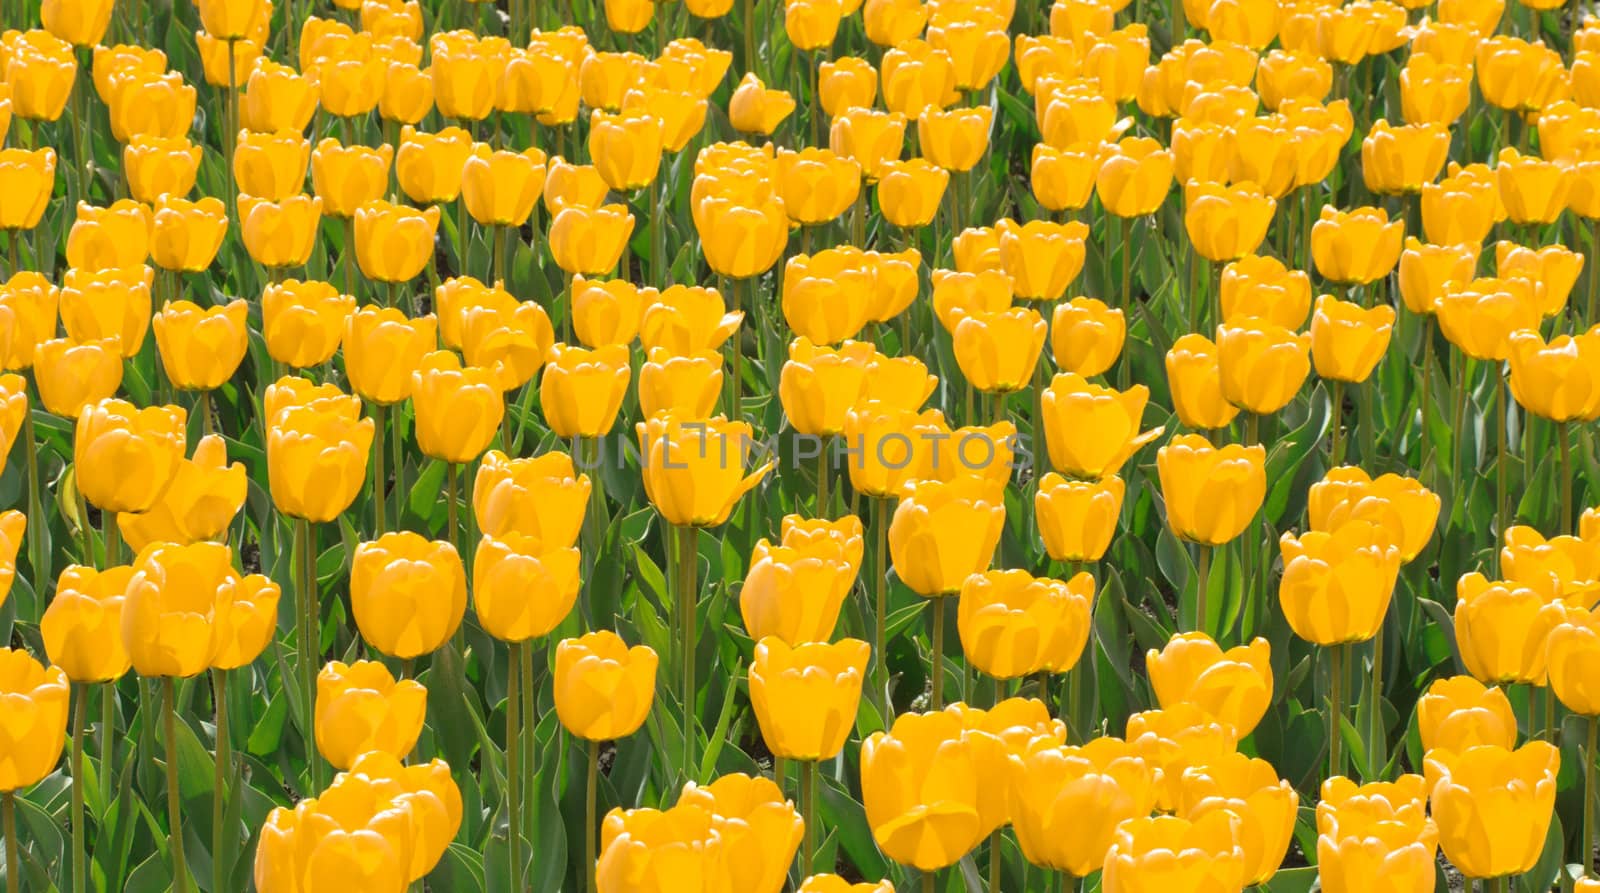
1101 811 1247 893
1156 435 1265 546
859 709 988 871
1175 752 1298 885
740 536 859 645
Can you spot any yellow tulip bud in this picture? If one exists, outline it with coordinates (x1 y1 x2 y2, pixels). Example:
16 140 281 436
1174 753 1297 886
462 145 547 227
550 204 635 276
238 193 323 270
1496 241 1583 317
351 531 467 659
472 533 581 642
123 136 202 204
121 541 235 677
42 564 133 683
1184 180 1276 262
876 158 949 228
1310 204 1405 285
266 405 374 522
749 636 868 760
1103 812 1247 893
1096 137 1175 218
66 198 151 272
0 148 59 230
998 218 1090 301
959 569 1093 678
1360 119 1451 194
343 305 438 404
310 139 393 218
554 630 658 741
75 399 186 514
1278 521 1401 645
1011 737 1157 878
314 659 428 770
830 108 907 181
636 413 773 528
1417 675 1518 752
819 56 878 118
473 450 590 546
154 299 250 391
1030 142 1098 213
1157 434 1265 546
410 351 503 465
1041 373 1162 479
860 710 987 871
889 476 1005 596
1397 238 1478 316
1434 276 1542 361
1425 742 1558 880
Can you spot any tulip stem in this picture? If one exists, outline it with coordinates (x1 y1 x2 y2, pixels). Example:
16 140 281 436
1329 379 1344 466
1419 315 1434 475
987 829 1001 893
801 760 817 876
1195 544 1210 636
446 463 461 561
930 595 946 710
731 278 745 418
1586 715 1596 876
1118 215 1133 389
1369 626 1385 780
874 496 889 701
226 39 239 226
295 518 321 794
922 871 935 893
344 217 357 298
817 448 830 519
6 231 17 278
585 737 598 893
71 684 87 893
75 483 95 568
520 642 535 861
1450 358 1473 527
1560 420 1573 535
1495 365 1509 566
164 677 190 893
677 525 700 780
1589 218 1600 326
103 509 119 566
1328 644 1345 779
3 791 15 893
21 400 43 593
507 641 522 891
212 669 229 893
373 404 387 535
743 0 756 80
99 683 114 822
200 391 213 439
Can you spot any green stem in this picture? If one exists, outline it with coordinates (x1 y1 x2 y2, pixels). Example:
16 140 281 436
1585 715 1596 877
1560 420 1573 535
71 684 87 893
391 404 406 527
802 760 817 876
75 482 95 567
226 39 238 223
102 508 119 566
296 518 321 794
1420 315 1434 476
1329 644 1345 779
678 525 699 780
520 639 535 858
212 669 229 893
373 404 387 535
1186 248 1202 333
3 791 15 893
931 596 946 710
507 642 521 890
988 829 1002 893
99 684 113 825
874 497 889 698
493 224 507 288
1195 545 1210 636
23 403 44 586
743 0 756 79
200 390 213 439
164 678 189 893
344 217 356 298
922 871 935 893
446 463 460 562
1589 218 1600 327
1330 379 1344 466
730 278 744 417
1496 366 1509 565
817 446 829 519
586 738 598 893
1451 358 1473 526
1369 627 1384 780
1118 215 1133 389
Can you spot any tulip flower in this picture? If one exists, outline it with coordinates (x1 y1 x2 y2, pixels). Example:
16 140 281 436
1497 241 1583 318
1508 330 1600 424
351 532 466 660
1397 239 1479 316
782 249 876 345
395 125 473 203
876 158 950 228
1308 468 1441 563
106 71 196 142
1096 137 1175 218
959 569 1094 678
260 280 355 369
1102 812 1246 893
890 476 1006 598
1009 737 1156 878
918 106 993 173
1048 297 1123 378
1042 374 1163 479
266 405 375 523
473 450 590 547
238 194 323 270
1454 571 1573 686
233 129 310 201
33 336 120 418
1434 277 1542 362
1421 165 1501 246
1173 753 1297 886
240 61 319 132
1310 205 1405 286
830 108 907 180
121 541 240 677
7 46 75 123
550 204 635 276
42 0 115 45
117 434 247 552
410 351 503 465
65 199 151 271
122 136 201 205
310 139 393 218
638 349 723 419
779 339 874 436
1215 319 1313 416
698 196 789 280
571 277 646 349
461 145 546 227
153 300 250 391
472 534 581 643
1148 633 1272 737
729 73 796 135
74 400 186 515
1309 295 1395 385
1157 435 1266 546
1165 334 1242 431
0 149 58 232
354 199 439 284
1317 804 1440 893
1184 181 1276 263
461 299 557 392
1500 526 1600 590
777 148 862 226
314 660 427 770
58 266 151 358
881 39 959 117
1399 55 1472 126
590 112 665 195
1426 742 1559 880
343 306 438 404
1361 120 1450 195
554 630 658 741
749 637 868 761
41 565 134 683
641 284 743 354
208 572 280 670
819 57 878 118
1496 147 1571 225
1278 521 1402 646
0 649 69 792
1218 255 1313 330
799 877 892 893
636 413 773 528
952 307 1048 394
541 343 631 439
578 50 648 112
985 222 1084 305
148 195 227 274
860 710 987 871
1417 675 1518 752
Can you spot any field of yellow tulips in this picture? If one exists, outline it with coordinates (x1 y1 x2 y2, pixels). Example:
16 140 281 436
1 0 1600 889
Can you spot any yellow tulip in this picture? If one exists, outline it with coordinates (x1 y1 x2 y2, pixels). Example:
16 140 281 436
1397 238 1479 316
1096 137 1175 217
261 279 355 369
473 450 590 547
777 148 862 226
1184 181 1276 262
472 533 581 642
1497 241 1583 318
314 659 428 770
998 218 1090 302
1454 571 1574 685
819 57 878 118
1174 753 1297 885
123 136 202 205
541 343 631 439
889 476 1006 596
1361 119 1451 195
1041 373 1162 479
310 139 393 218
1434 277 1542 362
1012 737 1157 878
1216 320 1313 415
550 204 635 276
637 413 772 528
410 351 503 465
782 249 875 345
266 405 374 523
120 541 236 677
461 145 546 227
1102 812 1246 893
1417 675 1518 752
154 299 250 391
860 709 987 871
830 108 907 181
41 564 134 683
238 194 323 269
117 434 247 552
749 636 868 761
351 531 466 660
952 307 1048 394
342 306 437 405
1277 521 1402 645
1308 467 1441 563
1157 434 1266 546
1425 742 1559 880
1165 333 1242 430
554 630 658 741
1496 147 1571 225
640 284 743 354
74 399 185 514
1310 204 1406 285
66 199 151 272
0 648 69 792
958 569 1094 678
233 129 310 201
876 158 950 228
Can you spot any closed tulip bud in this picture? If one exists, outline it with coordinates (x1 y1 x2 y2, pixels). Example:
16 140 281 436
541 343 631 438
1030 142 1097 213
1149 633 1272 737
918 105 993 173
1183 180 1276 262
1041 373 1162 478
1124 703 1240 811
882 39 962 119
1287 102 1352 190
863 0 929 45
951 307 1047 394
699 196 790 280
1497 241 1583 318
430 43 503 122
997 218 1090 301
799 877 893 893
238 194 322 269
619 88 705 154
1031 473 1120 561
786 0 843 49
932 269 1013 332
603 0 652 31
342 306 436 404
309 139 392 218
1310 295 1394 384
1049 297 1124 378
92 44 167 105
1096 137 1175 218
641 284 743 353
34 337 121 418
266 405 374 522
314 660 427 769
1417 675 1517 752
313 51 385 118
411 351 503 464
572 276 646 348
1310 205 1405 285
1163 333 1239 429
1456 571 1576 685
1401 55 1473 125
1496 147 1571 224
637 413 772 528
121 542 237 677
777 148 861 226
958 569 1093 678
0 148 58 231
1434 277 1542 361
58 266 151 358
209 573 279 669
460 298 555 392
1508 330 1600 422
1421 164 1501 246
371 61 432 124
351 531 467 659
458 145 545 228
116 434 247 552
860 710 987 871
1308 467 1441 563
1425 742 1559 880
830 108 907 181
497 46 567 115
728 73 796 135
354 199 439 284
1543 608 1600 716
1361 119 1450 195
1077 24 1145 101
473 450 589 545
865 247 922 324
636 349 719 418
1217 255 1312 329
588 110 663 192
41 565 133 683
1169 120 1232 186
876 158 949 228
364 2 423 40
0 649 69 792
42 0 115 45
75 399 186 514
66 199 151 272
1256 49 1331 109
154 299 250 391
1397 239 1479 316
740 534 857 645
841 404 945 499
1278 521 1401 645
820 56 878 118
239 61 318 132
473 533 581 642
433 275 509 349
889 476 1005 596
7 47 76 123
1157 435 1266 546
749 636 867 760
1102 812 1246 893
1474 35 1553 111
554 630 657 740
394 125 472 203
107 71 197 142
550 204 636 276
1011 737 1156 878
196 0 255 39
148 195 226 273
122 136 201 205
260 280 354 368
576 50 645 112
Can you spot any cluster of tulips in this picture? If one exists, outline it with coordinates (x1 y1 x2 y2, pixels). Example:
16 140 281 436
1 0 1600 886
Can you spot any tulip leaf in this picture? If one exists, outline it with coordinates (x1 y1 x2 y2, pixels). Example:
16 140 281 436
409 458 449 521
